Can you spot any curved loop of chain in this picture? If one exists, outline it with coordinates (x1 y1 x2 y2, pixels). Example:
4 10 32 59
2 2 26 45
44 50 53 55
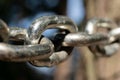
85 18 117 34
27 15 78 44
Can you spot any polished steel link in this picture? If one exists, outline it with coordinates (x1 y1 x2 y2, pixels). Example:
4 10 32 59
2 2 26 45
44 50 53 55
63 32 108 47
28 15 78 66
27 15 78 44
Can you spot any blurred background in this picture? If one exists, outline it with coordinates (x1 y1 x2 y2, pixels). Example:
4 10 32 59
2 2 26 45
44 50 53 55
1 0 120 80
0 0 85 27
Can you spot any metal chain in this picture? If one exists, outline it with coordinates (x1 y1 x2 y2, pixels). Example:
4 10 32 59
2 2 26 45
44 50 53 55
0 15 120 67
85 18 120 56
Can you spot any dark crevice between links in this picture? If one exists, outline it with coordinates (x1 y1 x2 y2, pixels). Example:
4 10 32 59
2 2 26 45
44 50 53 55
8 40 25 45
42 29 74 54
0 36 3 42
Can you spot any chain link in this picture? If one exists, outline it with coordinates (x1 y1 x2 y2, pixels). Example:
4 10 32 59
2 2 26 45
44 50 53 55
85 18 120 56
0 16 120 67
